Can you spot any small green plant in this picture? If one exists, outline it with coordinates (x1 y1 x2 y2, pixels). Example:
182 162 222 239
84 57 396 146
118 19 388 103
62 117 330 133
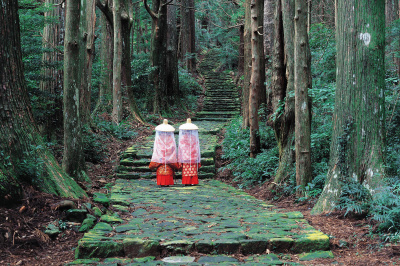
220 117 279 188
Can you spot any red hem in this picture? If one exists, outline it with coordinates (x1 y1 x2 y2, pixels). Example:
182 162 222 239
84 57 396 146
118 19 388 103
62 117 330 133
182 175 199 185
157 174 174 186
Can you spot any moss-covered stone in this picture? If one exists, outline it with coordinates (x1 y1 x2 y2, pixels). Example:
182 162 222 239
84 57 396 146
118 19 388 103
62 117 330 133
268 237 294 251
79 217 96 232
100 214 124 224
66 209 88 223
299 250 335 261
241 239 268 255
123 238 160 258
75 240 124 259
93 192 110 206
291 231 330 253
257 254 284 265
161 240 194 253
65 258 100 265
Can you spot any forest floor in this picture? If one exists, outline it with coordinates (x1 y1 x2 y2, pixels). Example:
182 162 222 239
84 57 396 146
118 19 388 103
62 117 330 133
1 121 399 265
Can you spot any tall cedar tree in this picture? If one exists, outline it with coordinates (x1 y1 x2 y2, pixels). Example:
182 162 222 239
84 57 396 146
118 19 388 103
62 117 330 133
40 0 64 140
0 0 86 204
63 0 87 181
294 0 312 193
80 0 96 124
243 0 266 129
144 0 180 115
249 0 262 157
271 0 296 185
312 0 385 214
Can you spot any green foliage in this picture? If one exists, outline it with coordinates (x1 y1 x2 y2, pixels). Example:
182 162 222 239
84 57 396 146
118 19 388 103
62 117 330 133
131 52 156 110
82 126 106 163
178 66 203 111
220 117 279 188
309 23 336 83
370 182 400 234
94 118 138 140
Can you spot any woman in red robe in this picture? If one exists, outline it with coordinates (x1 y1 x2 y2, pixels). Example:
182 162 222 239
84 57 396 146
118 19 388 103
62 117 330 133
178 118 201 185
149 119 179 186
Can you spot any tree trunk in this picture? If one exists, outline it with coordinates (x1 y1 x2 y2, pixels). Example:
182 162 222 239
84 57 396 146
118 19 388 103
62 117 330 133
294 0 312 193
145 0 171 115
40 0 64 140
112 0 123 123
243 0 251 128
80 0 96 124
271 0 296 185
249 0 262 158
0 0 86 204
312 0 385 214
264 0 275 112
93 11 113 116
63 0 87 181
121 0 145 123
180 0 196 73
166 0 180 98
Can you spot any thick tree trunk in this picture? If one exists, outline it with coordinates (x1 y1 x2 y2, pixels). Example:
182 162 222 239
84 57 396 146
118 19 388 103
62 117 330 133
264 0 274 112
294 0 312 193
80 0 96 124
40 0 64 140
63 0 87 181
166 0 180 98
180 0 196 73
271 0 296 185
0 0 86 204
112 0 123 123
93 11 113 116
145 0 172 115
249 0 262 158
243 0 251 128
312 0 385 214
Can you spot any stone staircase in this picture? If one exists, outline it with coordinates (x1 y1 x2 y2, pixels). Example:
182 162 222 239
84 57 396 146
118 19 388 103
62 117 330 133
195 50 241 121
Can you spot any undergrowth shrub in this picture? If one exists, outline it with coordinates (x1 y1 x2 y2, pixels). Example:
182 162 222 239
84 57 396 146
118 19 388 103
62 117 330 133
220 117 278 189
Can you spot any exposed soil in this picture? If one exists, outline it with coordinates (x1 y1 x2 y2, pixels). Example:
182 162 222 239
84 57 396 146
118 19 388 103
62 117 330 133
1 123 399 266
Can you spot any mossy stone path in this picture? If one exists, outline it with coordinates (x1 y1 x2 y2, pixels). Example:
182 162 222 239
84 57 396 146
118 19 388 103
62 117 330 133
73 180 330 265
69 50 332 265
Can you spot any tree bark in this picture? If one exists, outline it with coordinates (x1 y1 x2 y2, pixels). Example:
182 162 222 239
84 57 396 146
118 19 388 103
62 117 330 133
40 0 64 140
93 10 113 116
242 0 251 128
180 0 196 73
80 0 96 124
294 0 312 194
112 0 123 123
271 0 296 185
0 0 86 204
264 0 275 112
312 0 385 214
249 0 262 158
145 0 176 115
166 0 180 98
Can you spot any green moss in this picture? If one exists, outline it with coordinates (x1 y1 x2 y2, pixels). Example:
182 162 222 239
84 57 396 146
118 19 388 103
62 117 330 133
123 238 160 258
299 250 334 261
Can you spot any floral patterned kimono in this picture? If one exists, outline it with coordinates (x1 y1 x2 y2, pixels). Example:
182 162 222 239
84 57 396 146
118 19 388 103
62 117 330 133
178 129 201 185
149 131 179 186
